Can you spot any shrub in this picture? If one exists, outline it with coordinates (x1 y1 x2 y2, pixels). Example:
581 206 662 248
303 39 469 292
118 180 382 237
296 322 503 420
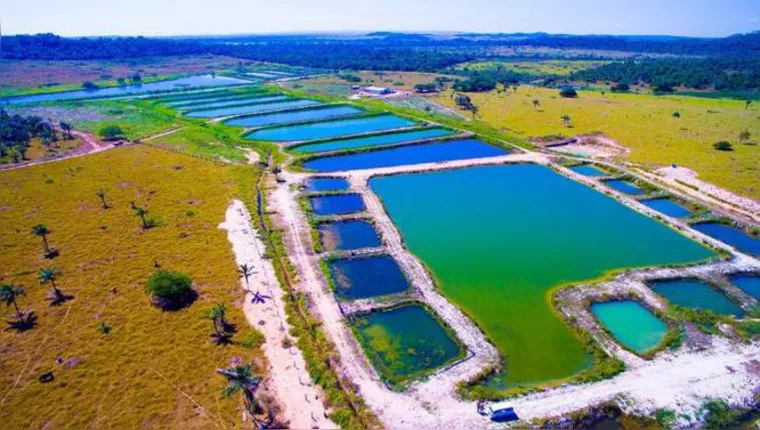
655 409 677 427
652 83 675 93
610 82 630 93
338 73 361 83
99 125 125 141
712 141 733 151
701 399 741 428
240 329 266 349
82 81 99 90
144 270 195 310
559 87 578 98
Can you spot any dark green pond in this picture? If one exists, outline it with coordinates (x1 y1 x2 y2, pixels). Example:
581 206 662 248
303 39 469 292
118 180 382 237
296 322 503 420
370 164 713 386
591 301 668 354
319 220 382 251
328 255 410 300
352 303 464 387
649 279 744 317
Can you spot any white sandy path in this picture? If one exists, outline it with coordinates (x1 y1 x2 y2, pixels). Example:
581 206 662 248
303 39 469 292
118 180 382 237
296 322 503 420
219 200 335 429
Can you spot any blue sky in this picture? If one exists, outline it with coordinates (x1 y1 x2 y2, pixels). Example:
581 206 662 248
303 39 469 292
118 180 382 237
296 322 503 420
3 0 758 37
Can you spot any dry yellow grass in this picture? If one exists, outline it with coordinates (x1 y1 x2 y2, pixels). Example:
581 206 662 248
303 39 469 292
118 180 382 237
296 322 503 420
433 87 760 199
0 145 263 428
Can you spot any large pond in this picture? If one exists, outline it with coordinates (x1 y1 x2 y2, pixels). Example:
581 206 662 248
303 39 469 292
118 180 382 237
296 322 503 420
292 128 455 154
649 279 744 317
305 177 350 192
352 303 464 388
225 106 364 128
328 255 410 300
730 274 760 300
641 198 693 219
319 220 382 252
309 194 365 216
4 75 250 105
246 114 416 142
177 95 289 111
370 164 713 386
591 301 667 354
185 99 320 118
303 139 508 173
692 223 760 257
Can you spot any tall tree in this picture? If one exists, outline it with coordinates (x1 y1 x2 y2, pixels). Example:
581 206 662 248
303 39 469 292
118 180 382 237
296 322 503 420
59 121 73 140
39 267 66 304
0 284 25 321
30 224 53 255
219 363 268 427
237 264 255 293
561 114 572 127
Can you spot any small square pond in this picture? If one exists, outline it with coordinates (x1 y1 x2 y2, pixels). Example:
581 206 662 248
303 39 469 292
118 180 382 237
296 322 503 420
305 177 350 192
590 300 667 354
352 303 464 388
309 194 365 216
649 279 744 317
569 164 607 177
319 220 381 252
640 198 693 219
328 255 409 300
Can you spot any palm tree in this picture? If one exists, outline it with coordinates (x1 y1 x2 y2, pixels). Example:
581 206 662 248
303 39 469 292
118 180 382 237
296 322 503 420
219 363 268 427
532 99 540 110
31 224 51 253
745 100 752 110
59 121 73 140
133 205 150 230
561 114 572 127
39 267 65 304
207 303 231 343
1 284 25 321
95 189 109 209
739 130 751 144
238 264 255 293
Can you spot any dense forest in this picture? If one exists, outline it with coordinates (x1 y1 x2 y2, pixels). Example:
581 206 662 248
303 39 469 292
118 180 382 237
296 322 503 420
4 34 207 60
570 58 760 91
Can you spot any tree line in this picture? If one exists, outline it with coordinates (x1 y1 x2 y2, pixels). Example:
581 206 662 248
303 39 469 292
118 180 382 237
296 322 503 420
0 109 74 163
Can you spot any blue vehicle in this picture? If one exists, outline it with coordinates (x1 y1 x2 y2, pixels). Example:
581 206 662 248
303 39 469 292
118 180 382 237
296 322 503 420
490 407 519 423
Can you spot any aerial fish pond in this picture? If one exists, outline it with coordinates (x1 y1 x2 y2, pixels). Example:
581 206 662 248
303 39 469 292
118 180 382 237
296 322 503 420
369 164 714 387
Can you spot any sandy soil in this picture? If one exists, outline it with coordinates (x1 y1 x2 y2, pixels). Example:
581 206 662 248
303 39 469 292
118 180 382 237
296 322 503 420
219 200 335 429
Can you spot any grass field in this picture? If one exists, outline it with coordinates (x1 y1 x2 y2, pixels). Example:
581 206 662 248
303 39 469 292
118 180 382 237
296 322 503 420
456 60 611 76
1 136 84 165
432 87 760 199
0 145 265 428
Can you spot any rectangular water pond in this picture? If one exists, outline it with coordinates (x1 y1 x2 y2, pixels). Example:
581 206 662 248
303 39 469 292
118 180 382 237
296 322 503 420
649 279 744 317
292 128 455 154
303 139 509 172
569 164 607 177
177 95 289 111
309 194 365 216
246 115 416 142
370 164 713 386
730 275 760 300
641 198 693 219
4 75 250 105
305 177 350 192
185 99 320 118
352 303 464 388
692 223 760 257
225 106 364 128
164 93 267 107
591 301 667 354
319 220 381 251
328 255 410 300
604 179 645 195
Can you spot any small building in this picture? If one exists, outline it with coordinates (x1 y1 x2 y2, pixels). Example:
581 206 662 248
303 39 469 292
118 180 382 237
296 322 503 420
364 86 392 95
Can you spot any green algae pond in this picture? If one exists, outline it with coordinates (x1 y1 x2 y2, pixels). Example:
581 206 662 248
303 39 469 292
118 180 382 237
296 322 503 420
352 303 465 388
369 164 714 387
591 301 668 354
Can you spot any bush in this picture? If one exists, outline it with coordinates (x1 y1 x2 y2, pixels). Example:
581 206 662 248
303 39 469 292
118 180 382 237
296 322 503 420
610 82 630 93
99 125 125 141
240 329 266 349
82 81 99 90
713 141 733 151
144 270 195 310
701 399 741 428
559 87 578 98
652 83 675 93
338 73 361 83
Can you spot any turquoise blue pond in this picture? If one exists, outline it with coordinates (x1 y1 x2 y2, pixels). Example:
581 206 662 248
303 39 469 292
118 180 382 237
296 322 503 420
649 279 744 317
641 198 693 218
319 220 382 251
177 95 289 111
246 115 416 142
370 164 713 385
4 75 250 105
309 194 365 216
328 255 410 300
692 223 760 257
303 139 509 172
569 164 607 177
604 179 645 195
292 128 455 154
305 178 350 192
225 106 364 128
164 93 267 107
185 99 320 118
730 275 760 300
591 301 668 354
